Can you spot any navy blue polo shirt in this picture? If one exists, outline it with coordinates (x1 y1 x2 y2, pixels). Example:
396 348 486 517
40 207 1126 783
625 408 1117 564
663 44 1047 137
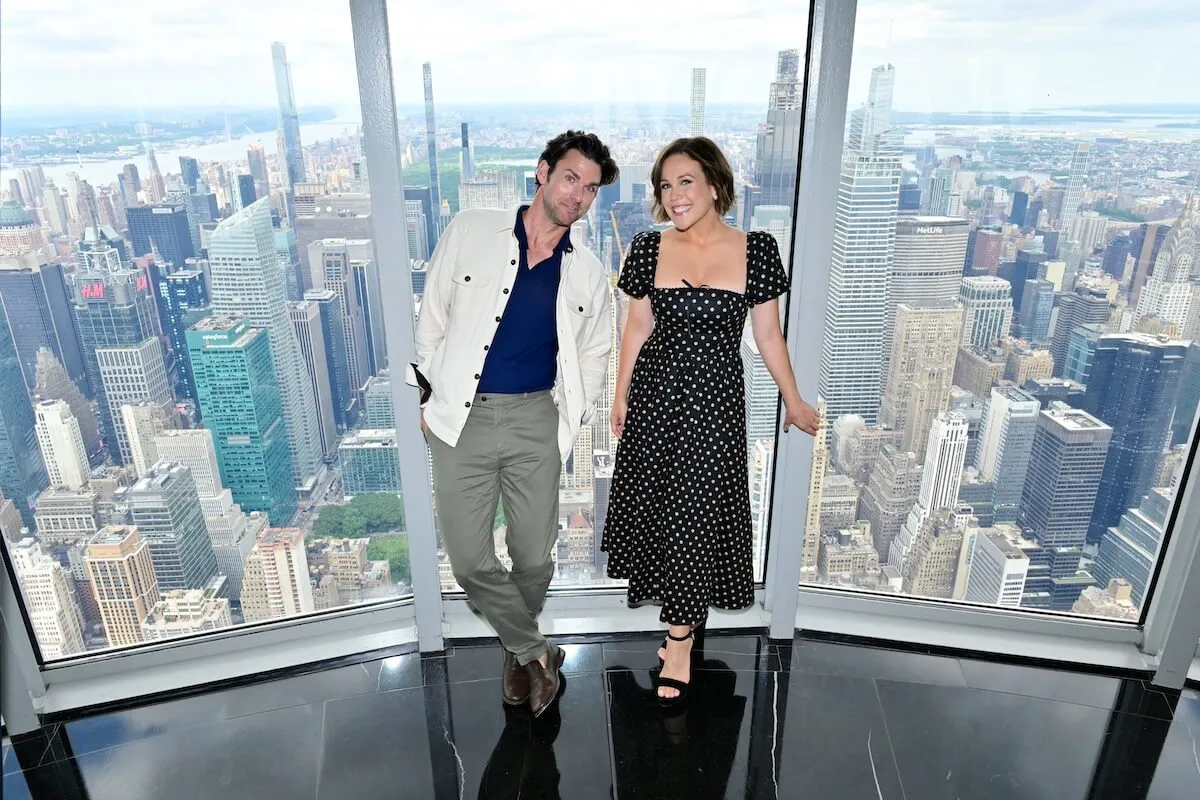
477 206 571 394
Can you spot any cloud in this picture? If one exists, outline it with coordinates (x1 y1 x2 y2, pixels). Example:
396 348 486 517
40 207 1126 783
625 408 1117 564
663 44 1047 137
1 0 1197 113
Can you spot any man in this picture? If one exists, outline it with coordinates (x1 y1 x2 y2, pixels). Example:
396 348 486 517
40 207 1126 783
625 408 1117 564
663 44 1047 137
408 131 617 716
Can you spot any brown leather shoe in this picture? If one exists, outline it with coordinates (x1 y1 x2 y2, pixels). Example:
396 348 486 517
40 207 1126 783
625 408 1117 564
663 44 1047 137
501 647 530 706
527 644 566 718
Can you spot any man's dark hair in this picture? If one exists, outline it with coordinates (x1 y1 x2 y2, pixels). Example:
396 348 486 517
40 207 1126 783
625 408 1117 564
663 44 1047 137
537 130 619 187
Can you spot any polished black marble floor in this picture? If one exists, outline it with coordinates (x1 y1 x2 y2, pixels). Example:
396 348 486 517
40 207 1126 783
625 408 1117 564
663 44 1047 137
4 632 1199 799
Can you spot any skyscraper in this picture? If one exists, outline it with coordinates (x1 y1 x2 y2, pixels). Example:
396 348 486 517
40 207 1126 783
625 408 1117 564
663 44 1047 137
689 68 707 136
241 527 314 622
860 445 923 559
120 164 142 207
799 400 828 582
1058 142 1093 237
963 531 1029 608
10 537 86 658
308 239 371 400
974 386 1040 509
1083 333 1187 545
1102 234 1133 280
187 317 296 525
34 400 90 490
304 289 354 429
888 412 969 569
753 50 804 211
95 337 173 467
1133 193 1200 335
1069 211 1108 257
883 216 970 377
237 175 257 210
423 63 443 242
289 300 337 461
1129 222 1171 307
405 200 430 261
959 276 1014 349
179 156 200 192
880 304 963 458
66 265 165 464
34 348 100 462
272 42 306 189
1050 288 1111 378
207 200 322 490
85 525 161 648
1018 279 1055 342
460 122 474 182
247 143 269 197
150 267 210 402
127 206 196 268
362 373 395 428
128 461 219 591
820 65 902 426
1093 488 1169 609
742 338 778 449
338 430 402 496
0 238 85 391
120 401 171 478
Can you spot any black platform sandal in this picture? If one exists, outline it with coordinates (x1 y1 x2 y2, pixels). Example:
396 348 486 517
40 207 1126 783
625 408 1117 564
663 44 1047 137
654 628 700 707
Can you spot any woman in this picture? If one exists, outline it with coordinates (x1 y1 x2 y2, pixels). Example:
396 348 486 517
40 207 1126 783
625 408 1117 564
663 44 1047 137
601 137 820 704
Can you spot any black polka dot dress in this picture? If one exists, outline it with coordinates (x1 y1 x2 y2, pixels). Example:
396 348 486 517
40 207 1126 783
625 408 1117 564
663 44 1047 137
602 230 790 626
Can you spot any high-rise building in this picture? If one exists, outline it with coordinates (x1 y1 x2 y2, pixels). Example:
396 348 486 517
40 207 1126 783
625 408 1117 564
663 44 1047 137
187 317 296 525
237 175 257 210
247 144 269 191
1133 193 1200 335
799 400 828 582
208 200 322 491
289 300 337 460
1073 578 1139 621
901 507 969 598
142 583 233 641
820 66 902 426
33 487 99 548
10 537 86 658
422 63 443 242
241 527 314 623
753 50 805 211
1017 279 1055 342
95 337 173 467
689 68 707 136
1051 288 1111 379
742 338 778 449
1083 333 1187 545
1004 344 1054 385
179 156 200 192
34 348 100 462
963 531 1029 607
338 429 401 496
969 228 1004 276
882 217 970 376
880 304 963 458
923 168 955 216
349 252 387 377
959 276 1014 349
67 264 163 461
149 267 209 402
85 525 161 648
152 429 222 496
120 164 142 207
1129 222 1172 307
1069 211 1108 257
1171 342 1200 447
308 239 371 400
0 252 85 392
459 122 475 182
0 298 49 523
888 412 969 569
362 372 395 428
43 182 71 235
974 386 1040 509
954 345 1007 398
126 205 195 268
128 461 219 591
303 289 355 429
1058 142 1092 237
120 401 171 478
1093 488 1169 609
34 400 90 490
405 200 430 261
272 42 306 189
1101 234 1132 280
1022 402 1112 540
819 521 882 587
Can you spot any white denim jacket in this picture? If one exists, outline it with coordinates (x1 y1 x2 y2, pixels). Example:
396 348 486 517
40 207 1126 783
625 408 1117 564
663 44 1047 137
405 206 612 462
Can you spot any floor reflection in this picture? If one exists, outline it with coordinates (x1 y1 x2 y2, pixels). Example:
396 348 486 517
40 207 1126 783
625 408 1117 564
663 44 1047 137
607 658 747 799
477 702 562 800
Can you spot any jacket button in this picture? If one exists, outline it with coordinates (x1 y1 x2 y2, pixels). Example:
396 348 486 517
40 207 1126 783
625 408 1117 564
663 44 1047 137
578 305 584 312
465 401 471 408
474 373 480 380
503 288 510 294
464 275 471 282
483 345 489 351
510 259 516 265
495 316 501 322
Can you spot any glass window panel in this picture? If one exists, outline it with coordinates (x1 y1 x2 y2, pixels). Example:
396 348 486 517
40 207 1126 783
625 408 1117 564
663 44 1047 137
389 1 811 590
0 1 412 663
801 0 1199 621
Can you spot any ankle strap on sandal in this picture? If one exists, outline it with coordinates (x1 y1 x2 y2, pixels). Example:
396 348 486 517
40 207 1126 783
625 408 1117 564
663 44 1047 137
666 630 694 643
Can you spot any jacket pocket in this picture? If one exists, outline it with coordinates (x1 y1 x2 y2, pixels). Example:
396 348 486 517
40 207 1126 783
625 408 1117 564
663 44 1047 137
451 266 492 287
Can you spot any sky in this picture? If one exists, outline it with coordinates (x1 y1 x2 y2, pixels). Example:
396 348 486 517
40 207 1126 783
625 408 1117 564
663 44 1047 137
1 0 1198 116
